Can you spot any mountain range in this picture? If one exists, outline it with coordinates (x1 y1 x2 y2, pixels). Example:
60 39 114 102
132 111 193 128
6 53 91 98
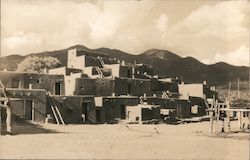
0 44 248 87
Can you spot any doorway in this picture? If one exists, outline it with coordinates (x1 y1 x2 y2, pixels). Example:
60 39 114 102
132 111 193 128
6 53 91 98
55 82 61 95
176 105 182 119
96 110 101 123
81 102 88 122
120 104 126 119
25 100 33 120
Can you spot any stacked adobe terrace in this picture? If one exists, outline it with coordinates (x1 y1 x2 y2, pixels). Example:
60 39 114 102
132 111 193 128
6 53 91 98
0 48 218 124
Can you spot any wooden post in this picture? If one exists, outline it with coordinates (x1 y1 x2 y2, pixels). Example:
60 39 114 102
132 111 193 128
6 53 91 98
215 100 220 133
228 82 231 102
0 81 12 134
240 111 242 130
224 99 230 132
0 88 1 134
237 78 240 99
238 111 242 130
6 101 12 133
209 110 214 134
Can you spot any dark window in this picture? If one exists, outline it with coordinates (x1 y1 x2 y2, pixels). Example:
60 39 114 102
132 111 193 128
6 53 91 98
55 82 61 95
128 84 132 94
127 69 131 78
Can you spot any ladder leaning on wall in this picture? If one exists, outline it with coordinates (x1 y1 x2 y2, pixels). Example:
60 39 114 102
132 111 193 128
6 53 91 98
46 91 65 125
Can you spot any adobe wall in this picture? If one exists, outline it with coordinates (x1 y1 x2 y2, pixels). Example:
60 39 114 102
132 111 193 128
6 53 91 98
51 95 96 124
1 88 47 122
67 49 86 70
119 65 133 78
189 96 207 117
0 72 65 95
178 84 204 99
75 78 96 95
145 97 192 118
134 65 154 79
95 78 115 96
24 73 65 95
114 77 153 96
0 72 25 88
103 97 139 123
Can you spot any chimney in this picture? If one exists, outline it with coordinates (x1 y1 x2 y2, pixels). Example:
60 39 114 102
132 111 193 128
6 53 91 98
29 84 32 90
43 68 48 74
203 81 207 85
121 60 125 66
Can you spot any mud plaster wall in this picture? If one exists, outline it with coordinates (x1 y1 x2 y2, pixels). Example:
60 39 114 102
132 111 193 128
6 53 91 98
3 89 47 122
0 72 65 95
67 49 85 70
75 78 96 95
103 98 139 123
189 96 207 117
145 98 191 118
0 72 25 88
51 96 96 124
119 65 132 78
95 78 114 96
24 73 65 95
134 65 153 79
114 78 152 96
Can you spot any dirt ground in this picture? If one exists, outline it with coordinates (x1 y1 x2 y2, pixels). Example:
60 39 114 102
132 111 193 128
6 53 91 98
0 121 249 160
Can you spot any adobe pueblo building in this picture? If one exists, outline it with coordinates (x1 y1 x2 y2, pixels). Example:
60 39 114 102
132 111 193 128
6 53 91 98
0 48 219 125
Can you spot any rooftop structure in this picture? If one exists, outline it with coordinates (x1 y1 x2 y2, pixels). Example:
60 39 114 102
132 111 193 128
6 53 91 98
0 47 219 128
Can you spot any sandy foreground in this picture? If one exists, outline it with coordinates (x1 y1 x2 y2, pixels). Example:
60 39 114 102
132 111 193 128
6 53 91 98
0 121 249 160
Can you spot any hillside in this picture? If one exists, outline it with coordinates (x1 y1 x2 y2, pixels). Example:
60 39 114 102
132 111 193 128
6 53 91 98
0 44 249 87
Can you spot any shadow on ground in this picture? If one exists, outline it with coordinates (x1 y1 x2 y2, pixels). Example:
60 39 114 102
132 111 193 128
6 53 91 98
9 121 59 135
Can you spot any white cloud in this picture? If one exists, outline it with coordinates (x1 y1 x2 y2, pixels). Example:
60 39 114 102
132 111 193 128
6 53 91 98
202 45 249 66
2 33 42 54
156 14 168 32
1 0 249 66
181 1 248 40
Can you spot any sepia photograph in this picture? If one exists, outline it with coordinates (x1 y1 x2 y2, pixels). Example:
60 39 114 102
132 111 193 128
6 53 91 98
0 0 249 159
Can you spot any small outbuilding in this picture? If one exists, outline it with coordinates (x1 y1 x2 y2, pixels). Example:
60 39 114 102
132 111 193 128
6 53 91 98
126 103 160 124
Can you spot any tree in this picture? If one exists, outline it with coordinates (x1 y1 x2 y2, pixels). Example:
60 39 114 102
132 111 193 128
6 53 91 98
17 56 61 73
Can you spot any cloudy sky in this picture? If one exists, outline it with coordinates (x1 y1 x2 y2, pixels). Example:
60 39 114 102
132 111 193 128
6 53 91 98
1 0 249 66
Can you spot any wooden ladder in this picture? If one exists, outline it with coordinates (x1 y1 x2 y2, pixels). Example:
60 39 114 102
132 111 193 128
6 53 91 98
0 80 9 101
100 58 105 68
95 66 104 78
46 91 65 125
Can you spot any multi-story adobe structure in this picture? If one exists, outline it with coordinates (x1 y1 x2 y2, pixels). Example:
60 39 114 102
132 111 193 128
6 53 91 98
0 48 218 125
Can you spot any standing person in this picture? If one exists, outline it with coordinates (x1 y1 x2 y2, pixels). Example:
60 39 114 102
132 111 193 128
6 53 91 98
0 100 12 135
